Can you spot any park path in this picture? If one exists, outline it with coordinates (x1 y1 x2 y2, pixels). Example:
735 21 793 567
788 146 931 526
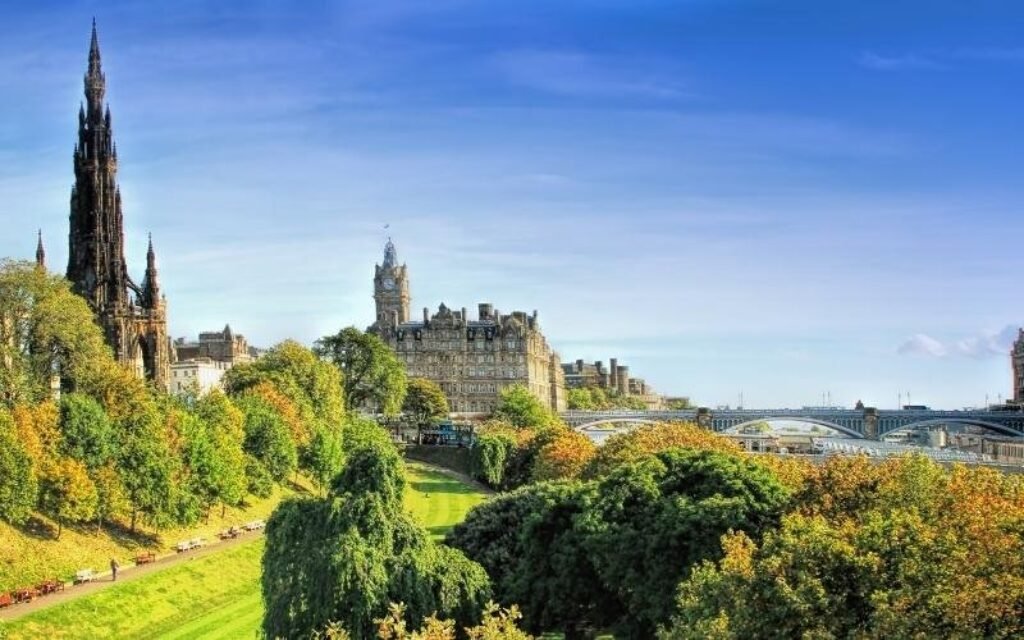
0 529 264 623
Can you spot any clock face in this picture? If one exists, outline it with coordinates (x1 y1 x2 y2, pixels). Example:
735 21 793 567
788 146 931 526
382 277 396 291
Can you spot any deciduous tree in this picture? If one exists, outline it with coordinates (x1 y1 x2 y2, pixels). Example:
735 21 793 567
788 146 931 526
39 457 98 538
579 448 790 637
314 327 406 416
493 385 556 429
0 409 38 525
402 378 449 424
58 393 115 471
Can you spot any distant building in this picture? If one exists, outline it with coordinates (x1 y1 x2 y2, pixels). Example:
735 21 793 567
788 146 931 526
562 357 663 409
174 325 256 365
369 239 566 415
170 358 230 397
950 432 1024 465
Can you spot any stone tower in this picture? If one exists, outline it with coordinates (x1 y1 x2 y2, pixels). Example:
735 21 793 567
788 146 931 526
66 21 170 388
1012 328 1024 403
373 238 410 327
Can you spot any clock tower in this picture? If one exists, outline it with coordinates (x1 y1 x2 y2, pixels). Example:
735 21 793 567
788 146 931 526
374 238 410 327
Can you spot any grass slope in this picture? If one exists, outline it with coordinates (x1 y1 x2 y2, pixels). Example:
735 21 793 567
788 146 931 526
5 462 487 639
0 481 305 593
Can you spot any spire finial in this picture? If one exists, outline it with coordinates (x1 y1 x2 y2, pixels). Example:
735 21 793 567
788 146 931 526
382 236 397 268
35 229 45 269
89 19 101 70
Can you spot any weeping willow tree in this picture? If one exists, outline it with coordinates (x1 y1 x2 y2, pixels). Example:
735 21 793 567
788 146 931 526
261 441 491 639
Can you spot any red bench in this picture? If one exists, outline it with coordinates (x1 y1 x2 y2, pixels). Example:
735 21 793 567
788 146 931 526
14 587 40 603
135 551 157 565
36 578 64 594
0 592 12 608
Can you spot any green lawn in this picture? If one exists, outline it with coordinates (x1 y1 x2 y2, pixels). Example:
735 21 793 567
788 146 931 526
4 462 487 640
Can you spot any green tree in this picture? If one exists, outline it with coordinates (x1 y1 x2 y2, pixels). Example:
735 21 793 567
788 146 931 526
39 457 98 538
91 462 128 532
170 409 224 524
195 391 247 515
224 340 345 430
448 481 621 640
402 378 449 424
302 424 345 495
492 385 556 429
58 393 115 470
238 394 298 483
0 409 38 525
262 442 490 639
579 448 790 637
566 388 595 410
0 261 114 406
470 433 515 488
314 327 407 416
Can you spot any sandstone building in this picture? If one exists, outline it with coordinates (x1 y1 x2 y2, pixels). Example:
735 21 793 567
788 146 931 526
369 239 566 415
65 22 171 388
174 325 257 365
562 357 663 409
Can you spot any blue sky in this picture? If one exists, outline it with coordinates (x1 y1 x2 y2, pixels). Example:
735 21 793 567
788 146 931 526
2 0 1024 409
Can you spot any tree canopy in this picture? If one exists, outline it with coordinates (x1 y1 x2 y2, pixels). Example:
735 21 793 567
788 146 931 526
402 377 449 424
0 260 114 406
314 327 406 416
492 385 557 429
262 442 490 639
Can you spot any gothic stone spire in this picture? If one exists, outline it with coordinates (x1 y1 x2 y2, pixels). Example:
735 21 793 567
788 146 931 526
141 233 160 307
35 230 45 268
67 19 130 311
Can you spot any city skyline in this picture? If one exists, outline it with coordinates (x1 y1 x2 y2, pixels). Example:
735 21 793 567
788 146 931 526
2 2 1024 408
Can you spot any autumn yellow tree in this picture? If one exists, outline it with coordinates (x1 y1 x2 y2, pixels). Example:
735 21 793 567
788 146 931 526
583 421 742 479
38 457 98 538
532 430 596 482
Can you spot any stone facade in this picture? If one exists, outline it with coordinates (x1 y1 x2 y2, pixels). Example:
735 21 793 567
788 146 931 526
174 325 256 365
369 239 565 415
170 358 231 397
65 22 171 388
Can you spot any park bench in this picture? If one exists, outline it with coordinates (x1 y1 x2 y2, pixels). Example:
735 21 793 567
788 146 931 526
0 592 12 608
73 569 95 585
14 587 40 603
218 527 240 540
135 551 157 565
37 578 64 594
176 537 207 552
243 519 265 531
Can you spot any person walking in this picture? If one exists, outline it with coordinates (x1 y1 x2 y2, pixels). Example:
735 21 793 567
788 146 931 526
110 558 119 582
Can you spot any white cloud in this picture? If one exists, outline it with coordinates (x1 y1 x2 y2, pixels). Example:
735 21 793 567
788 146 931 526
954 325 1018 358
898 326 1019 359
898 333 948 357
493 49 687 99
857 51 944 71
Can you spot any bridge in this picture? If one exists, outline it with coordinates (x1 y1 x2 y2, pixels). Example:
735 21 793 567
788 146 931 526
560 407 1024 440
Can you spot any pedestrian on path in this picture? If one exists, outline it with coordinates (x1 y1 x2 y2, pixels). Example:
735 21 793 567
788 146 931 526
110 558 119 581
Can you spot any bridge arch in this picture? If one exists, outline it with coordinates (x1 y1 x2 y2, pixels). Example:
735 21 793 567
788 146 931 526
573 418 661 432
884 418 1024 438
723 417 865 439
